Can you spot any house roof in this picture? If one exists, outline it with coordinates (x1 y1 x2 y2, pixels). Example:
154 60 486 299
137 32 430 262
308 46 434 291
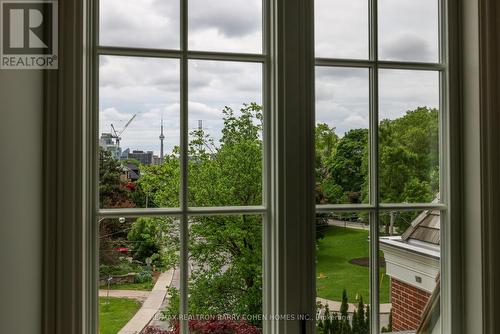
380 197 441 259
401 209 440 245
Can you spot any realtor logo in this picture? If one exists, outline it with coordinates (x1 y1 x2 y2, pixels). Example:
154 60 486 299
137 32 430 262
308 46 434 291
1 1 58 69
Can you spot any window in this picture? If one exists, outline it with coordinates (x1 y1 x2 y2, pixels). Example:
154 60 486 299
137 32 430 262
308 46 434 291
91 0 452 334
315 0 447 333
96 0 267 333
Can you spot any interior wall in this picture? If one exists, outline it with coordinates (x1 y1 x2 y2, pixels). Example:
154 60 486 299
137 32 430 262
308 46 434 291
0 70 44 334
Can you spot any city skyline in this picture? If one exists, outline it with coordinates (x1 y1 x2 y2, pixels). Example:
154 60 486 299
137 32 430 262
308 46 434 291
99 0 440 157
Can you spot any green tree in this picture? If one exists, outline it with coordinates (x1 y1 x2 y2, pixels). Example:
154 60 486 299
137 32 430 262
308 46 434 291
99 148 134 208
360 107 439 232
378 107 439 204
127 217 161 262
352 295 367 334
339 289 351 333
98 148 136 266
315 123 341 204
330 129 368 204
141 104 264 322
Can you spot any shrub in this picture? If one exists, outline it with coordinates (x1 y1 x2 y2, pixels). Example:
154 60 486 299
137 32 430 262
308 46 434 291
143 319 261 334
99 260 142 278
135 271 153 284
127 217 163 262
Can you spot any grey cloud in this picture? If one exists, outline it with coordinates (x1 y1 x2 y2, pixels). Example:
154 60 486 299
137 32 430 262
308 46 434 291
379 69 439 120
378 0 439 62
100 56 180 90
379 33 433 62
315 0 368 59
100 0 180 49
315 66 369 136
188 0 261 38
315 67 368 81
99 57 261 154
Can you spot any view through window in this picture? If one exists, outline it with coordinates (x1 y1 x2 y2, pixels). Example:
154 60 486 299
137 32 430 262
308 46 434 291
96 0 447 333
315 0 444 333
97 0 265 333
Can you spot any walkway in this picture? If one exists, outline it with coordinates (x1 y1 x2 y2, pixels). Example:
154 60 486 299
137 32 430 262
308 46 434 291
328 219 370 230
316 297 392 329
316 297 391 313
98 289 150 303
117 269 175 334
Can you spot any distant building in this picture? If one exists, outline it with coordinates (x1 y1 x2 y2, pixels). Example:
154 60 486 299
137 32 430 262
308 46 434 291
152 155 161 165
121 163 140 182
99 133 121 159
380 209 440 332
120 148 130 160
127 150 153 165
159 118 165 163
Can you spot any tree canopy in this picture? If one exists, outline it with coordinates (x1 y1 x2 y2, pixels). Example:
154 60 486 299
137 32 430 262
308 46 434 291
99 103 439 325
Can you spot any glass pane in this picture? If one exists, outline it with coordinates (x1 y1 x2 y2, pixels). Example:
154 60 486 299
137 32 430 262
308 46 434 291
379 210 441 333
100 0 180 49
378 0 439 62
315 0 369 59
316 211 375 334
99 56 180 209
315 67 369 205
99 216 180 333
188 0 262 54
160 215 262 331
188 60 263 207
379 69 440 203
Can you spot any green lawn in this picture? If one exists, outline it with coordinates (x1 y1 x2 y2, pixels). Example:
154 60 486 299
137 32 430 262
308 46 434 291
99 297 141 334
316 226 390 303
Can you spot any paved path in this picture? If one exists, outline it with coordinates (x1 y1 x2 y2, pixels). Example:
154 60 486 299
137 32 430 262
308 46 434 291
317 297 391 329
118 270 175 334
99 289 150 302
316 297 392 329
148 268 181 329
316 297 391 313
328 219 370 230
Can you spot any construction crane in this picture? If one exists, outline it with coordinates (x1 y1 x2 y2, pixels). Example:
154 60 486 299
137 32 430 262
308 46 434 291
110 113 137 151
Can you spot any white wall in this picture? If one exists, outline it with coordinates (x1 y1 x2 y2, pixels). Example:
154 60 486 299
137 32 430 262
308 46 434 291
0 70 43 334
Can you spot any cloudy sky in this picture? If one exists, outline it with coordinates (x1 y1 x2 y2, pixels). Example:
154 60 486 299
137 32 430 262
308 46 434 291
99 0 439 155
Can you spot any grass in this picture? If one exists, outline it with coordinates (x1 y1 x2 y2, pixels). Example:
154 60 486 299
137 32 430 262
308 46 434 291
99 297 141 334
316 226 390 303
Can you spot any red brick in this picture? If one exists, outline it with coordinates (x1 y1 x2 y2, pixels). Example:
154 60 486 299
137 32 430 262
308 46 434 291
390 279 432 331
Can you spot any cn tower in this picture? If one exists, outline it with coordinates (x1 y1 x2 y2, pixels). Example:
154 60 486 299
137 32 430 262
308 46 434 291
159 117 165 163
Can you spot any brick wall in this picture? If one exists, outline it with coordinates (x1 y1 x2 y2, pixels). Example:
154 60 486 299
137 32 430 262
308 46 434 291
391 278 431 331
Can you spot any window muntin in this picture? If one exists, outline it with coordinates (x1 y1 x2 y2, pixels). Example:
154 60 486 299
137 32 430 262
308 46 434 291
94 0 450 332
96 0 267 333
314 0 446 333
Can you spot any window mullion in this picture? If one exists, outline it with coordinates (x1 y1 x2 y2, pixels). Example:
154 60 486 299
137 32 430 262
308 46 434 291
368 0 380 332
179 0 189 332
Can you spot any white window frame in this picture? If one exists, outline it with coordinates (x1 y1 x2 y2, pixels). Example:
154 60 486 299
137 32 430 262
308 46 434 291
92 0 272 332
41 0 463 333
314 0 461 333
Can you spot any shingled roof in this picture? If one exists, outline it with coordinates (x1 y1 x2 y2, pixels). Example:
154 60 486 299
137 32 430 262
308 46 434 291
401 209 440 245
